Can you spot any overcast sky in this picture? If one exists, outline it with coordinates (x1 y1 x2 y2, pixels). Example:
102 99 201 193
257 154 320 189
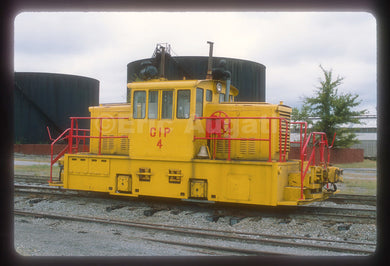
14 12 377 115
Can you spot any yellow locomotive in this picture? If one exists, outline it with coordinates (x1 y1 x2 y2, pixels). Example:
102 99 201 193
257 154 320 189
48 46 342 206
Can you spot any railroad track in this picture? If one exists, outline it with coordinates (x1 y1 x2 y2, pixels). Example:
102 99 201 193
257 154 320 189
327 194 376 206
14 183 376 225
297 205 376 224
14 209 375 256
14 174 50 184
14 174 377 206
14 183 97 197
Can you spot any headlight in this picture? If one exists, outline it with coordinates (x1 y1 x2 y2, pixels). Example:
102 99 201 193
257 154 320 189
216 82 222 93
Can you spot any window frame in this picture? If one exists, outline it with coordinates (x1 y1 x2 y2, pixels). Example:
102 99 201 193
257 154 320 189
161 90 174 120
219 93 225 103
133 90 146 119
176 89 191 119
206 89 213 102
148 90 159 119
196 88 204 117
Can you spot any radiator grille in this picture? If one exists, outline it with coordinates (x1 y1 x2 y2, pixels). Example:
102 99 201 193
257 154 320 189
240 140 256 155
278 110 291 152
120 137 129 152
102 135 114 152
216 140 229 154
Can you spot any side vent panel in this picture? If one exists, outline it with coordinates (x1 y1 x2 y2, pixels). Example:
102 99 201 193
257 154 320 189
168 169 182 184
102 135 114 153
120 137 129 153
278 110 291 152
239 140 256 156
216 140 229 154
137 167 151 182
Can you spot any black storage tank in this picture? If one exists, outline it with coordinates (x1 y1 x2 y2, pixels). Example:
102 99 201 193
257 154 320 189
127 56 266 102
14 72 99 144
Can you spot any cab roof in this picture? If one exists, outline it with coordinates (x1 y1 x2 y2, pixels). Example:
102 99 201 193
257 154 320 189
127 79 239 96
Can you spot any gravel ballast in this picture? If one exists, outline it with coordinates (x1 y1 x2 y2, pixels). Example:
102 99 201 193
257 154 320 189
13 154 377 256
14 192 376 256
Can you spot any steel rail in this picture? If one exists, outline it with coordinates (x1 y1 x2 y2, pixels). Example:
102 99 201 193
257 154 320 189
299 205 376 219
13 186 376 247
140 238 289 256
328 194 376 206
14 174 49 181
14 183 376 225
13 209 287 256
14 181 376 208
14 209 375 255
15 174 378 206
14 184 102 199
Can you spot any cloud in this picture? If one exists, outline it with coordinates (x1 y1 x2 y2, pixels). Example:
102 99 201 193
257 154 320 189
14 12 376 115
15 13 114 55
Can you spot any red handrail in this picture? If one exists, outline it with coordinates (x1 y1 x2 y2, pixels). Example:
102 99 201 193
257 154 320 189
68 117 129 155
47 116 129 183
194 114 290 162
290 121 308 152
298 131 335 199
48 128 70 182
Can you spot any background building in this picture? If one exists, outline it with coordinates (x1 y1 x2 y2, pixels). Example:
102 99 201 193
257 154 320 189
350 116 377 158
291 115 377 159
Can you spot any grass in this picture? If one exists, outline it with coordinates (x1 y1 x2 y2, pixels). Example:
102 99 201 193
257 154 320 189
333 160 377 196
338 178 377 196
14 153 56 176
333 159 376 169
14 153 52 163
14 164 60 177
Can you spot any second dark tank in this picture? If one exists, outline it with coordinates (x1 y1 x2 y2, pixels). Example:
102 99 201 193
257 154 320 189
127 55 266 103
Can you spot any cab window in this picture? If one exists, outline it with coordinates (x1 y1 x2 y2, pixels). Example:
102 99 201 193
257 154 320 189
133 91 146 119
206 90 212 102
219 93 225 103
148 91 158 119
196 88 204 117
162 90 173 119
177 90 191 119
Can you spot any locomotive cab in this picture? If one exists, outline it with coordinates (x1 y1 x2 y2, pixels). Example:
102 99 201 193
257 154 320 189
126 79 238 161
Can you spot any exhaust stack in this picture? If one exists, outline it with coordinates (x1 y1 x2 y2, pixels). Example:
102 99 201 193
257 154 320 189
206 41 214 80
160 46 166 78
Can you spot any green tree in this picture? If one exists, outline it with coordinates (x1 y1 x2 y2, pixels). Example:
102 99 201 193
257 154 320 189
292 65 367 148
